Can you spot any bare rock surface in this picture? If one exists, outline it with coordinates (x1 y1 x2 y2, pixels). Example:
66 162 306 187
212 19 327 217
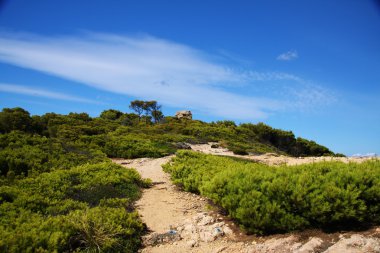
295 237 323 253
113 145 380 253
323 234 380 253
190 143 378 166
175 110 192 120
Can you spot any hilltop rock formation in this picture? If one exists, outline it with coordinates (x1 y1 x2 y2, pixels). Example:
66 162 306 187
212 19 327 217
175 110 192 120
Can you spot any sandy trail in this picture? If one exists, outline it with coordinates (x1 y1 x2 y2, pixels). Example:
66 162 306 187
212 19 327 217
113 145 380 253
190 143 377 166
114 156 247 253
115 156 204 232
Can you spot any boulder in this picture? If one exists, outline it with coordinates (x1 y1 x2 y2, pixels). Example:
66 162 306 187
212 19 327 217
176 110 192 120
295 237 323 253
173 142 192 150
324 234 380 253
143 231 181 246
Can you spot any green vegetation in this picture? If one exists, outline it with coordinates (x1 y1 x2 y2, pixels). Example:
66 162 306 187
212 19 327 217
0 131 107 178
0 106 336 169
0 162 149 252
163 151 380 234
0 105 340 251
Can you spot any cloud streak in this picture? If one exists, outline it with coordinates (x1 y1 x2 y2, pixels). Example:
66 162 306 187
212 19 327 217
0 32 331 119
277 50 298 61
0 83 98 103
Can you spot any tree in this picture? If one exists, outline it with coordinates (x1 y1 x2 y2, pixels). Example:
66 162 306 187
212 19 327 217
129 100 164 124
129 100 145 121
142 101 155 123
145 101 164 124
152 109 164 124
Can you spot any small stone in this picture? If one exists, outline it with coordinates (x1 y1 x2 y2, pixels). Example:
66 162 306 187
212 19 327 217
187 239 197 248
223 226 233 235
200 231 216 242
198 215 214 226
211 222 225 229
295 237 324 253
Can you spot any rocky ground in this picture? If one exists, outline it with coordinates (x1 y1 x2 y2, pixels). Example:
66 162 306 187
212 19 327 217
113 144 380 253
190 143 378 166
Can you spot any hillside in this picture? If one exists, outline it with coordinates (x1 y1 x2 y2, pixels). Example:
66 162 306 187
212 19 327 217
0 107 337 179
0 107 379 252
115 150 380 253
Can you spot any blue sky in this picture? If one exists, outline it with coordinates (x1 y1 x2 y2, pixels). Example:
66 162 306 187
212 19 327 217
0 0 379 155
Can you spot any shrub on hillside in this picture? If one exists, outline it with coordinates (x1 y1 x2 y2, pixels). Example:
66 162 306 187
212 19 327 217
163 151 380 234
0 131 108 177
0 162 146 252
103 134 175 158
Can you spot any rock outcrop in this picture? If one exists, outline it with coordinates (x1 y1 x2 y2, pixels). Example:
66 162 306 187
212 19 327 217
175 110 192 120
143 212 232 248
172 142 192 150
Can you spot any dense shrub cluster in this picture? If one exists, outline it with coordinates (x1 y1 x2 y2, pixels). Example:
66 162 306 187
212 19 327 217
0 108 161 252
104 130 176 159
0 162 148 252
0 107 336 160
0 131 107 178
163 151 380 234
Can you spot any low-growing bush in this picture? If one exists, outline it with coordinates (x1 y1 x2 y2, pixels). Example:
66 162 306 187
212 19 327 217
103 134 176 158
0 162 146 252
0 107 336 160
0 131 108 177
163 151 380 234
230 147 249 155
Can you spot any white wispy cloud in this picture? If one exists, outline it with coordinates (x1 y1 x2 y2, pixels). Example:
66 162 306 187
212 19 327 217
277 50 298 61
0 83 98 103
0 32 332 119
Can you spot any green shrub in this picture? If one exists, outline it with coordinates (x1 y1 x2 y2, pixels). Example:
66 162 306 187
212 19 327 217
229 145 249 155
103 134 175 159
164 151 380 234
0 162 145 252
0 131 108 177
0 107 335 160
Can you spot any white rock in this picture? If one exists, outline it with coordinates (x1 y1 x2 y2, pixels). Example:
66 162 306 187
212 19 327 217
199 231 216 242
295 237 323 253
223 226 234 235
211 222 225 229
324 234 380 253
186 239 197 248
255 235 298 253
198 215 214 226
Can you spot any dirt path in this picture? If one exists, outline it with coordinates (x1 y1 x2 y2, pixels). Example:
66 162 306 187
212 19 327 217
116 156 206 232
113 145 380 253
113 157 247 252
190 143 377 166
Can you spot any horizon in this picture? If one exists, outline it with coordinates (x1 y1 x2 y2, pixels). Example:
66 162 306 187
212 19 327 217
0 0 379 156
